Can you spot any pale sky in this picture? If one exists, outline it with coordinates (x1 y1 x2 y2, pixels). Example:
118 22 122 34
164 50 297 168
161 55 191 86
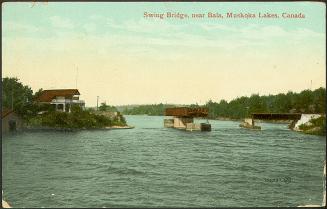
2 2 326 106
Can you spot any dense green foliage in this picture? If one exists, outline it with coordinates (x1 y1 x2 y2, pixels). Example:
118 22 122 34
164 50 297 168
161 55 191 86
2 77 127 128
205 88 326 119
29 105 126 129
2 78 65 122
298 116 326 136
99 102 118 112
115 112 127 126
2 77 34 119
122 88 326 119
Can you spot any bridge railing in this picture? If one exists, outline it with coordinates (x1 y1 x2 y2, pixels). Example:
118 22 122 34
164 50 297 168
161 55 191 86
165 107 208 117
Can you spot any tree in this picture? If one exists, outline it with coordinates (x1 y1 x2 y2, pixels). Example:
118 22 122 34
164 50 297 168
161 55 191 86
313 87 326 113
99 102 118 112
1 78 56 121
99 102 108 111
2 77 33 111
33 88 43 100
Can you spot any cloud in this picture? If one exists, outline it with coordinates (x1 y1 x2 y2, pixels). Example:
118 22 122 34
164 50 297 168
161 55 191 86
83 23 96 33
104 17 324 47
2 21 41 34
50 16 74 29
3 15 324 63
200 23 238 32
100 18 256 50
89 14 103 20
198 23 325 49
106 17 188 34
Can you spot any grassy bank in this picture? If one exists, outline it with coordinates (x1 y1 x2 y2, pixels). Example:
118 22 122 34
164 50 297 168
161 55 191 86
298 116 326 136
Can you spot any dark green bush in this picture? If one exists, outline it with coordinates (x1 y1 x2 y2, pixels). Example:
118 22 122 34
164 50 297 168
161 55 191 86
299 116 326 136
29 106 127 129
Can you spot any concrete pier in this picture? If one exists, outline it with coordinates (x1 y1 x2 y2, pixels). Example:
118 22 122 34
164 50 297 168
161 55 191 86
164 118 174 128
164 117 202 131
239 118 261 130
164 107 211 132
173 117 193 129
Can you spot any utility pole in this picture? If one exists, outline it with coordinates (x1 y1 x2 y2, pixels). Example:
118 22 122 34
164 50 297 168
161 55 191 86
11 90 14 110
97 96 99 111
75 66 78 89
246 106 249 118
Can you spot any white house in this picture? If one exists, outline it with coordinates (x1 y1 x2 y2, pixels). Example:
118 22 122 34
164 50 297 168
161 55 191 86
35 89 85 112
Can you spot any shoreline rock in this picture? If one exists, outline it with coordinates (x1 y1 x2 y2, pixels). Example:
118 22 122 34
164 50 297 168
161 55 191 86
103 126 135 130
239 122 261 130
293 115 326 136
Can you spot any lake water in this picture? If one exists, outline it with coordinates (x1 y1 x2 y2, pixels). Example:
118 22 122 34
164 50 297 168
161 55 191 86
2 115 326 207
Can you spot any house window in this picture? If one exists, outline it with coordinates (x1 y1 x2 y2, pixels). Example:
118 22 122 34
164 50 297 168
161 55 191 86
56 96 65 100
65 104 70 112
57 104 64 111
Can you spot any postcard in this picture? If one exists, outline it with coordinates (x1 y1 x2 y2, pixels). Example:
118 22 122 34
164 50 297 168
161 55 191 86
1 1 326 208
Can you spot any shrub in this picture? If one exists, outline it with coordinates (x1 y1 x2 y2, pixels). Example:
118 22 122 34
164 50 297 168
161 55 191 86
299 116 326 136
29 108 127 129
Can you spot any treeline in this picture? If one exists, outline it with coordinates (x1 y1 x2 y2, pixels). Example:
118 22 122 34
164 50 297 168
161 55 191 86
122 88 326 119
98 102 118 112
122 104 177 116
205 88 325 119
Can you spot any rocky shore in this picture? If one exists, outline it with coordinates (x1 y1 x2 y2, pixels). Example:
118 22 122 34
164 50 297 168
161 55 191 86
103 125 135 130
292 115 326 136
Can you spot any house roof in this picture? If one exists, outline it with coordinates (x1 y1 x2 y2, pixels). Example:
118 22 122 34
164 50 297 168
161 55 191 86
2 109 14 119
35 89 80 102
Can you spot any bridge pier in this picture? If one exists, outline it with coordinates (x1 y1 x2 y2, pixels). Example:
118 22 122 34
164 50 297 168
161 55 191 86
173 117 194 129
164 107 211 132
239 118 261 130
245 118 255 127
288 119 298 130
164 117 204 131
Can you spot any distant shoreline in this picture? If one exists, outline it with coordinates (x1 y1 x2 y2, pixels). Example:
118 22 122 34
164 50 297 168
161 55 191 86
23 125 135 132
125 114 292 124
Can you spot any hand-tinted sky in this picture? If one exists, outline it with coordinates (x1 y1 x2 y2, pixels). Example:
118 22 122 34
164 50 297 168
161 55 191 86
2 2 325 106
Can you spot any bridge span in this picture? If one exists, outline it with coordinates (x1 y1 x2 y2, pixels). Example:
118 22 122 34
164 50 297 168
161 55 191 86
240 113 304 130
251 113 302 121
